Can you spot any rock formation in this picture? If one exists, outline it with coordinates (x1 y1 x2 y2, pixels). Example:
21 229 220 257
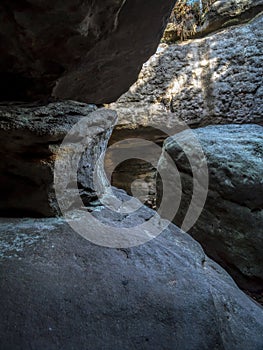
157 124 263 291
0 102 117 217
0 0 176 103
108 5 263 207
111 11 263 132
1 190 263 349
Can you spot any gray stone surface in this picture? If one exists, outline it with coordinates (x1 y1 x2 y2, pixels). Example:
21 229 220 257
0 189 263 349
107 12 263 199
111 13 263 131
0 101 117 217
0 0 176 103
157 124 263 291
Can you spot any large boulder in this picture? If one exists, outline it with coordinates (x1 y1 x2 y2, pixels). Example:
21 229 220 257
0 189 263 349
0 101 117 217
0 0 176 103
157 124 263 291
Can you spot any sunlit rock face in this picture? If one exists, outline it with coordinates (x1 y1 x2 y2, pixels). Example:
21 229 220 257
108 11 263 202
0 102 117 217
111 13 263 131
0 0 176 103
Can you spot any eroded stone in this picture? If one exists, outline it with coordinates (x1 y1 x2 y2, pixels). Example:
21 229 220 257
0 101 117 216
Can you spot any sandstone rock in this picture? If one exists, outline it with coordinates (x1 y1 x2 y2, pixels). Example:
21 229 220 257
0 101 117 217
0 189 263 349
157 124 263 291
111 13 263 131
0 0 176 103
108 13 263 198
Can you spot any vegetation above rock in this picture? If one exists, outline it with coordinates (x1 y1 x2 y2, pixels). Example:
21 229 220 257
163 0 216 42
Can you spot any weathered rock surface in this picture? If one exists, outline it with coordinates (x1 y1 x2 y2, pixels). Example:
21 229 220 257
157 124 263 291
0 0 176 103
111 13 263 132
0 101 117 217
0 189 263 349
108 12 263 198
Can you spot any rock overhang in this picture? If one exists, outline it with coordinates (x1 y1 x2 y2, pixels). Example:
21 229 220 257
0 0 176 103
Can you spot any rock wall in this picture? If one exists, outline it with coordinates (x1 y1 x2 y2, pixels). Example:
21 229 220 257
108 9 263 201
111 12 263 130
0 0 176 103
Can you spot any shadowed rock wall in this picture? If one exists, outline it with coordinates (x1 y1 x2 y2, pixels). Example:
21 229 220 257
0 102 117 217
0 0 176 103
